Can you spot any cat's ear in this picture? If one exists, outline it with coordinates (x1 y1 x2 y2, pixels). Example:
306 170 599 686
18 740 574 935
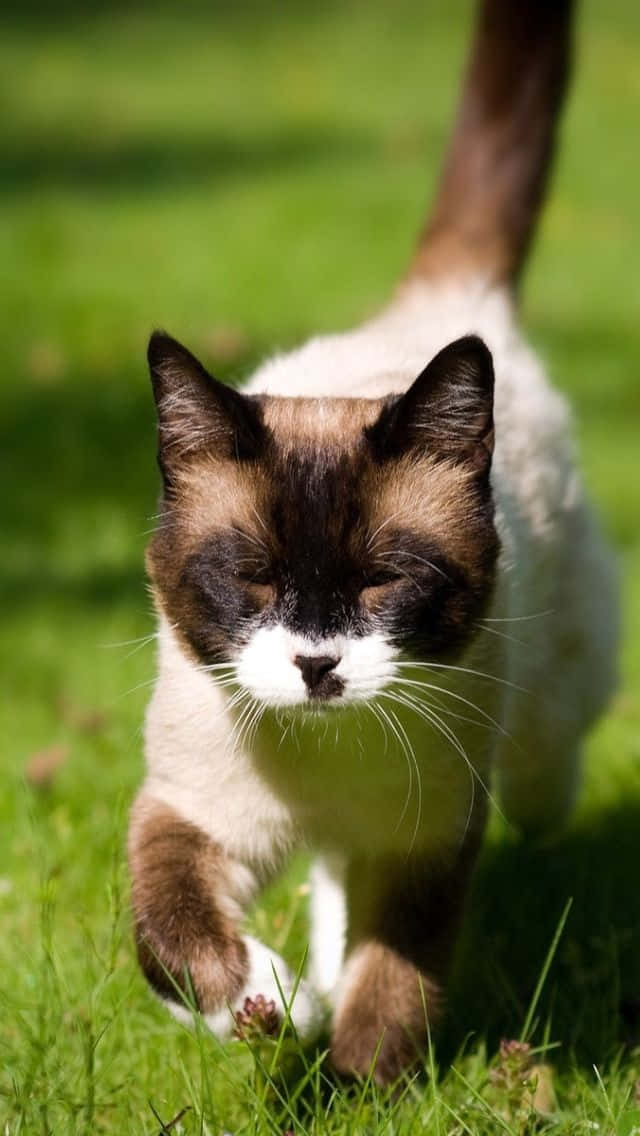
367 335 495 474
147 331 264 479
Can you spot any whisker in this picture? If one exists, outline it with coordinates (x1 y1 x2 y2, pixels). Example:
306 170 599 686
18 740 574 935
388 704 423 854
473 622 528 648
100 633 156 650
376 549 451 582
248 503 270 538
382 688 506 827
367 701 390 758
480 610 554 624
380 688 476 831
395 660 530 695
228 524 269 554
396 684 500 733
366 509 406 552
227 693 257 754
373 700 415 838
117 675 158 700
392 677 515 743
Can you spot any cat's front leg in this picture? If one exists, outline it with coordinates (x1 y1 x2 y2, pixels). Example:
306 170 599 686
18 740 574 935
330 835 481 1084
128 792 321 1040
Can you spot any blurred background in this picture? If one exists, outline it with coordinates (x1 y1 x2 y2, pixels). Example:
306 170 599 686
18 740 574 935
2 1 639 1130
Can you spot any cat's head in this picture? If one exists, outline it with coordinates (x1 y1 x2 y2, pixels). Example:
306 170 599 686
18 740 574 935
146 332 499 708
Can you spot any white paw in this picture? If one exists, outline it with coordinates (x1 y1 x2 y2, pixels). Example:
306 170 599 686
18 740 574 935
167 936 324 1041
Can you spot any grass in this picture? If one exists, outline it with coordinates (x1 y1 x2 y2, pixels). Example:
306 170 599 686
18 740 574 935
1 0 640 1131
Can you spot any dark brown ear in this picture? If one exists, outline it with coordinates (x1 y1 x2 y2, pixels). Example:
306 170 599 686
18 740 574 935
147 331 264 482
366 335 495 474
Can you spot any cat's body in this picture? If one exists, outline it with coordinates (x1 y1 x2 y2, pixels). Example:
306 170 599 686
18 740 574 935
129 0 617 1082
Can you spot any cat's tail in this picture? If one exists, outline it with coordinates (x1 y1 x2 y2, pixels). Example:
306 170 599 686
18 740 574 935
407 0 573 291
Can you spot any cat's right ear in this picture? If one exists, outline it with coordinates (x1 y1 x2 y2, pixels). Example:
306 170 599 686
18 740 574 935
147 331 264 484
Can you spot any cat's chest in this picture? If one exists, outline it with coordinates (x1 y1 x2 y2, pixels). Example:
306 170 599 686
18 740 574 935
249 697 494 856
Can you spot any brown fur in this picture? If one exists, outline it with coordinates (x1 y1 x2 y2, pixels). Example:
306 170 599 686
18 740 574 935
331 942 441 1083
128 795 248 1011
370 454 494 578
148 384 497 666
262 395 385 448
331 836 481 1082
409 0 573 287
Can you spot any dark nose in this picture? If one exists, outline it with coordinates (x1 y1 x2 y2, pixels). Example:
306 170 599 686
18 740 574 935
294 654 339 692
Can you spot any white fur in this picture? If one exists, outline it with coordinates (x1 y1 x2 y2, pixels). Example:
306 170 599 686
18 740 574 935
235 625 398 706
309 858 347 1000
166 935 324 1040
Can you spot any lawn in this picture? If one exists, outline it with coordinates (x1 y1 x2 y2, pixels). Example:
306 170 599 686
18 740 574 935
1 1 640 1132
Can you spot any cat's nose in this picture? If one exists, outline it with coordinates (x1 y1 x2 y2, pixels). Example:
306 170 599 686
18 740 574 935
294 654 340 692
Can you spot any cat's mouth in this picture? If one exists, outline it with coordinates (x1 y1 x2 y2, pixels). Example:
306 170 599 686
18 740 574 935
228 675 394 712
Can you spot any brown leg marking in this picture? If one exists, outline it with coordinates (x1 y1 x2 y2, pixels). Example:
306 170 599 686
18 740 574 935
128 794 248 1013
331 940 442 1084
331 833 482 1084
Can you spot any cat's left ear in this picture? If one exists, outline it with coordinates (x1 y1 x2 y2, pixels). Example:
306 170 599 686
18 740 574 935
367 335 495 474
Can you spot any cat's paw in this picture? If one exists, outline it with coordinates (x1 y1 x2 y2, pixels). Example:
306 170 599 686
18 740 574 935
330 943 434 1084
331 1009 423 1085
215 936 323 1040
170 936 324 1042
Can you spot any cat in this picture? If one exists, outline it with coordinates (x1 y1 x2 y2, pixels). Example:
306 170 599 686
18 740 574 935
128 0 617 1084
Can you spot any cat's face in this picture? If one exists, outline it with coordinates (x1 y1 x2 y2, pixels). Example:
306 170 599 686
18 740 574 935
147 333 498 708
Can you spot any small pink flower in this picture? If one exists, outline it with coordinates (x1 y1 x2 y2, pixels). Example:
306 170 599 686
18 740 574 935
489 1039 532 1090
233 994 280 1040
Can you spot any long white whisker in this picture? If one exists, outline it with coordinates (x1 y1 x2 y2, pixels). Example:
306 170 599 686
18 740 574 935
100 633 156 651
246 699 266 751
228 524 269 554
383 688 505 828
248 503 270 538
373 701 414 838
366 509 406 552
388 704 423 855
473 622 528 648
396 683 501 733
367 701 390 758
480 610 554 624
393 677 516 744
396 660 530 695
226 692 255 753
380 688 476 837
235 699 260 755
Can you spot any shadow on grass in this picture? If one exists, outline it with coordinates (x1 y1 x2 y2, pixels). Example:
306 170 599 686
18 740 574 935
1 373 155 570
1 126 377 195
0 350 257 607
445 801 640 1068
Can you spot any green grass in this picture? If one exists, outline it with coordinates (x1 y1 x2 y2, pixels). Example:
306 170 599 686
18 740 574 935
2 0 640 1131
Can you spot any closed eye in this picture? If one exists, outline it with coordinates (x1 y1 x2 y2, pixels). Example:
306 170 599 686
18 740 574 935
362 568 404 589
235 566 273 586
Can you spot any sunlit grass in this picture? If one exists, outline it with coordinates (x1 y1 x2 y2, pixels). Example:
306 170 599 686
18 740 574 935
1 0 639 1131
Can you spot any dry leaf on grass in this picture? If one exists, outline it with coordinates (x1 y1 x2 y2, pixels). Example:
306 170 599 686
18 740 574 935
522 1062 557 1117
57 695 109 734
25 744 69 788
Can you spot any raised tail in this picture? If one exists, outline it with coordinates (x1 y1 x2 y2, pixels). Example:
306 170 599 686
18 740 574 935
408 0 574 290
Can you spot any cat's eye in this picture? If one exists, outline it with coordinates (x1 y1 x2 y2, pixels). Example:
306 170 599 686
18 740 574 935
236 567 273 587
362 568 403 590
